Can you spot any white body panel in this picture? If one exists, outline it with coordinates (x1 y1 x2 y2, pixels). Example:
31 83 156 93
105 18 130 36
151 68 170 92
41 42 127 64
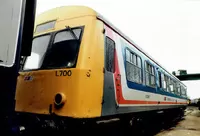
0 0 23 67
112 29 187 106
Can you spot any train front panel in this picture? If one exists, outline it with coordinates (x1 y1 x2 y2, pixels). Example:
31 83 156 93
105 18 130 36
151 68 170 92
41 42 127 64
15 6 106 119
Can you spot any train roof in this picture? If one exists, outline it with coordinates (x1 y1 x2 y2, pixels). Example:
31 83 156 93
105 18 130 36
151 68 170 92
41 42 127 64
36 6 185 86
35 6 96 26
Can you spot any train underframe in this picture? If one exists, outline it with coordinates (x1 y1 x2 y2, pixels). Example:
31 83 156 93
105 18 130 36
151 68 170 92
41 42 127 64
13 106 186 135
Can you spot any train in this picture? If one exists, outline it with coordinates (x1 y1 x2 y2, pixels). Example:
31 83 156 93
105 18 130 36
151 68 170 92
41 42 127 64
14 6 188 132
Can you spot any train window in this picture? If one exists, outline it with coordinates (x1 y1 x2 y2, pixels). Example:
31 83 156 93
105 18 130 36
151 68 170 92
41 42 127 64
168 78 171 92
181 86 186 97
35 21 56 33
162 73 166 89
173 81 178 95
164 75 169 92
105 37 115 72
42 28 82 69
177 83 181 95
125 49 142 84
171 80 177 94
168 78 173 93
133 54 137 64
54 28 82 43
23 35 51 70
126 50 131 62
137 57 141 67
169 79 173 92
145 62 156 87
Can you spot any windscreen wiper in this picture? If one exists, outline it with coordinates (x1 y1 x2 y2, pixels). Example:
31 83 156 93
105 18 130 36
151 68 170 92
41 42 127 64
65 26 78 41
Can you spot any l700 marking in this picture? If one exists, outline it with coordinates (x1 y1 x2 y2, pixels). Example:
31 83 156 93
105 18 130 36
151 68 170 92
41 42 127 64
55 70 72 76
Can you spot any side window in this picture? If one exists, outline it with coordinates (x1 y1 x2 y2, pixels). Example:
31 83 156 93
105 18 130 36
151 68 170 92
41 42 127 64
145 61 156 87
173 81 178 95
170 79 176 94
177 83 181 95
125 49 142 84
168 78 172 92
181 85 186 97
163 74 169 91
105 37 115 72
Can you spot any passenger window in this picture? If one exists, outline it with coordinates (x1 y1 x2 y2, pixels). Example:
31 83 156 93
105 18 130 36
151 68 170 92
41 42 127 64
126 49 130 62
173 81 178 94
145 62 156 87
163 74 169 91
177 83 181 95
181 86 186 97
169 79 175 94
168 78 172 92
137 57 141 67
105 37 115 72
125 49 142 84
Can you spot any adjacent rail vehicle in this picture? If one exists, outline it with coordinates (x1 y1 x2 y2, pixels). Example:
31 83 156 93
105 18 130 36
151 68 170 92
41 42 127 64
15 6 188 130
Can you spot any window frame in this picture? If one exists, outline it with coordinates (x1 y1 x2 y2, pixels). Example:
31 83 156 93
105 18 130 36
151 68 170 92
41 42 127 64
125 48 143 84
145 61 156 88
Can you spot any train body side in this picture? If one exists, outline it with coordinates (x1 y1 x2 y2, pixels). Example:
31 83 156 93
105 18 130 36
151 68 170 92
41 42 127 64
101 22 188 116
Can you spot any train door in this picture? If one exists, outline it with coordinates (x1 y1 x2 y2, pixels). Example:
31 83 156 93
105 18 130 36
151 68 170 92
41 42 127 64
101 25 118 116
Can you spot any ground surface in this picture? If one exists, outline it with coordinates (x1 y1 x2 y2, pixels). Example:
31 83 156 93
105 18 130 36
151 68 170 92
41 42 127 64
156 106 200 136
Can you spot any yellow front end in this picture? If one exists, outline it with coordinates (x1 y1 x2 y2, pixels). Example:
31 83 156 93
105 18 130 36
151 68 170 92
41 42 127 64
15 6 105 118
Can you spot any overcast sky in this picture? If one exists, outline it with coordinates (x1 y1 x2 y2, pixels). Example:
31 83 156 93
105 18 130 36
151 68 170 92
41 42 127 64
36 0 200 99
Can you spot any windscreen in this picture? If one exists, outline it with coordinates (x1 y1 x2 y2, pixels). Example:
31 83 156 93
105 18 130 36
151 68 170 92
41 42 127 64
42 29 81 69
23 27 82 70
23 35 50 70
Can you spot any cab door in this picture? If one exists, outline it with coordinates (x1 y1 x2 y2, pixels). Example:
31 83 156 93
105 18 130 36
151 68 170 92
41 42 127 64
101 25 117 116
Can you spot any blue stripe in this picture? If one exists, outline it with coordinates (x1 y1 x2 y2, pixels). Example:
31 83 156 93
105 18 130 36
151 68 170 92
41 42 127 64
119 38 187 100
